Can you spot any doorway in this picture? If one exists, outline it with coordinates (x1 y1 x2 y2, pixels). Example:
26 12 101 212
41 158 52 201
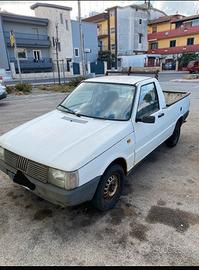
33 50 41 62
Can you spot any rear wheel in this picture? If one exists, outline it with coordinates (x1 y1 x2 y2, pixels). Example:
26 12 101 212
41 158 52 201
165 120 181 148
91 164 124 211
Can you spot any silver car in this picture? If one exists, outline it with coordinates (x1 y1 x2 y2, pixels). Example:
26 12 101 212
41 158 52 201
0 84 7 100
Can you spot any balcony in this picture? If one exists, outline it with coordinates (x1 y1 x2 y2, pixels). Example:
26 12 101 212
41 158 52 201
148 25 199 41
10 58 53 73
4 31 51 48
97 30 108 38
148 44 199 55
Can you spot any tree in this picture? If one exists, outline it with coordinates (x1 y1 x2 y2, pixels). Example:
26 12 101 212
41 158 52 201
178 52 199 68
97 50 116 69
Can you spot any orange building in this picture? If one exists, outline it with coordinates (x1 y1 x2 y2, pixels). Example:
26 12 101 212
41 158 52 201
147 14 199 67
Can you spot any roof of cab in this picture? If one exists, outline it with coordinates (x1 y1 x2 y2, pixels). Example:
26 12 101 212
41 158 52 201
85 76 151 85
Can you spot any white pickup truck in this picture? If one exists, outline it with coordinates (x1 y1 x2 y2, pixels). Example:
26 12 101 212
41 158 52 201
0 76 190 211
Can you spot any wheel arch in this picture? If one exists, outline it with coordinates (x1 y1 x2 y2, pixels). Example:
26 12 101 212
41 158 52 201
103 157 128 176
178 116 184 126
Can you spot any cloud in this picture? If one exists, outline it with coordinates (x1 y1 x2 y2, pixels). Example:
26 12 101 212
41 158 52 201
0 0 199 18
152 1 199 16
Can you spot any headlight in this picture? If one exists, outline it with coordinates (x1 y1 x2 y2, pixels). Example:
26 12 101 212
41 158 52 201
48 168 79 190
0 147 4 160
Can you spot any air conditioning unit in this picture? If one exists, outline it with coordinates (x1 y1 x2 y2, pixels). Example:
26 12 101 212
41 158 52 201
84 48 91 53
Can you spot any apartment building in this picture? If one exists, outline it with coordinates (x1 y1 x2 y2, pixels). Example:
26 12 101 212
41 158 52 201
147 14 199 65
83 3 166 68
0 11 52 73
31 3 73 72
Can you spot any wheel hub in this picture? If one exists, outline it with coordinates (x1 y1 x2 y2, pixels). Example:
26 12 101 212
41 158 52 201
103 174 118 200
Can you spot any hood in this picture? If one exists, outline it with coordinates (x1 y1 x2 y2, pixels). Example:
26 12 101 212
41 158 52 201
0 110 133 171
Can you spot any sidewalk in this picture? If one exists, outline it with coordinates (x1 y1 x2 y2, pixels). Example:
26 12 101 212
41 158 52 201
172 78 199 83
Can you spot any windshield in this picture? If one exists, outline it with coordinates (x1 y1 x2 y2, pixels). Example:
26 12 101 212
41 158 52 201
58 82 136 120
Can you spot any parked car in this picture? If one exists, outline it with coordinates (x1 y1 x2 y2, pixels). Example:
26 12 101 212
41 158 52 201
0 76 190 211
187 59 199 73
162 62 176 70
0 84 7 100
0 68 12 84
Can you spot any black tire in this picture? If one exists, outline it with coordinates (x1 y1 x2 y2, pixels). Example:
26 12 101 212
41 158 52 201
91 164 124 211
165 120 181 148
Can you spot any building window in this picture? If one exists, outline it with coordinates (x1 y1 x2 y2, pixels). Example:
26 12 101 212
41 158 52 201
187 37 194 45
57 42 61 52
139 33 142 44
150 42 158 49
110 27 115 33
60 13 63 24
52 37 55 47
65 20 69 30
74 48 79 57
17 48 27 59
139 19 142 24
111 44 115 50
33 50 41 61
170 40 176 47
98 40 103 50
152 25 157 33
66 59 71 72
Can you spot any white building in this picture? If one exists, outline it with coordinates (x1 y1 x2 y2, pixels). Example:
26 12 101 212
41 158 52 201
116 3 166 68
31 3 73 72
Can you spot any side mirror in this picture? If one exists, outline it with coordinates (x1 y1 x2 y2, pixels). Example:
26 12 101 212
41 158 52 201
136 115 155 124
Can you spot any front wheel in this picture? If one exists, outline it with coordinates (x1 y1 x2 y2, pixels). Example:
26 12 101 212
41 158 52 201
91 164 124 211
165 120 181 148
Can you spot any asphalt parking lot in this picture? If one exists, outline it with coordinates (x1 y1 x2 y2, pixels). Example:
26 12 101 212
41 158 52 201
0 79 199 266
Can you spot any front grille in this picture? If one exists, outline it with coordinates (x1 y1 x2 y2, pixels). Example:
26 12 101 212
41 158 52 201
4 149 48 183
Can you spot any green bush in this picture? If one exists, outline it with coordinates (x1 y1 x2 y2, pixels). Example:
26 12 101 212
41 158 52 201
68 76 86 87
6 85 15 94
15 83 32 93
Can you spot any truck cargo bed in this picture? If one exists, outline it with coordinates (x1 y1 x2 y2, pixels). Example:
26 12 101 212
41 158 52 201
163 91 190 106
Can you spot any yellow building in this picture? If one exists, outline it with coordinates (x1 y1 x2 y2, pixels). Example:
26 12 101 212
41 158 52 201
147 14 199 66
83 7 117 54
83 7 118 67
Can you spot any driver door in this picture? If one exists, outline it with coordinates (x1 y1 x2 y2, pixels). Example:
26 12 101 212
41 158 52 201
134 82 164 164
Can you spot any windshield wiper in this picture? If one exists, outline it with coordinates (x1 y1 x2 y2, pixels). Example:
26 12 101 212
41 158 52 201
58 104 81 117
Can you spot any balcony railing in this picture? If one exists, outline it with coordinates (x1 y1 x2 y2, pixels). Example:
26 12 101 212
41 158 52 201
4 31 51 48
148 25 199 41
97 30 108 37
10 57 53 72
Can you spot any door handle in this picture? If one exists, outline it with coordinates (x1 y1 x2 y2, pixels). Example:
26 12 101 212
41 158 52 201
158 113 164 118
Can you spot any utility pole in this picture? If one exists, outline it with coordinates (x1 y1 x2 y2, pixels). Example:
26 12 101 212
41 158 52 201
78 0 86 76
55 23 61 84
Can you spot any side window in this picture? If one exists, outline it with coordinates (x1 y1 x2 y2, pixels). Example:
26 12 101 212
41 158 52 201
137 83 159 119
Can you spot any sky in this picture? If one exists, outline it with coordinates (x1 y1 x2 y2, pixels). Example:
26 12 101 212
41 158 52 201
0 1 199 19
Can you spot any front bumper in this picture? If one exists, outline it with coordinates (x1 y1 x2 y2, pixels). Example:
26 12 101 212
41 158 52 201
0 91 7 100
0 159 100 207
